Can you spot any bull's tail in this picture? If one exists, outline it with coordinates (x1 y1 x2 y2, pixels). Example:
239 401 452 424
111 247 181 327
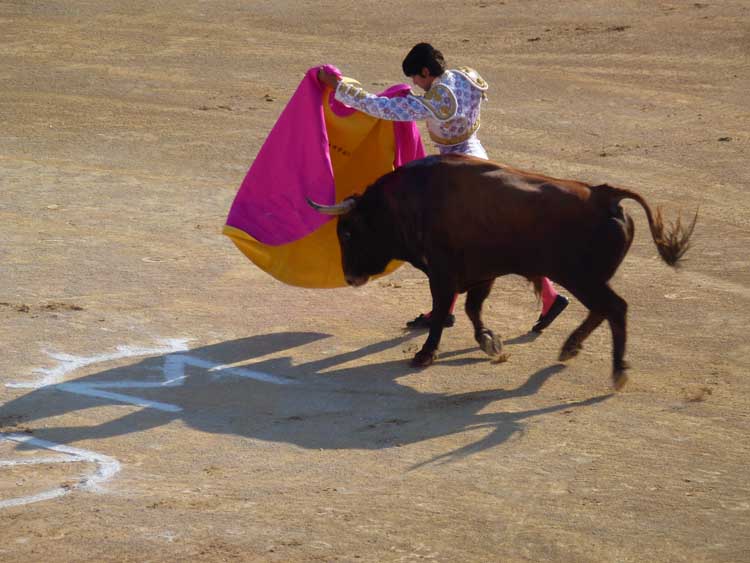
597 184 697 266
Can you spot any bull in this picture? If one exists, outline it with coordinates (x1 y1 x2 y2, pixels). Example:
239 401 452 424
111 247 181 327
308 155 696 389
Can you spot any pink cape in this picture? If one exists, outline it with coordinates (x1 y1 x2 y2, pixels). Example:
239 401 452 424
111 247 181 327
225 65 425 246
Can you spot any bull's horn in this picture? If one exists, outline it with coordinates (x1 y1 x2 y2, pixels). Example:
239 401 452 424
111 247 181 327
306 197 356 216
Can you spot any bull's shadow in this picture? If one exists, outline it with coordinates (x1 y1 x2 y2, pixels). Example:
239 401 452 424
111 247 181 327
1 331 610 464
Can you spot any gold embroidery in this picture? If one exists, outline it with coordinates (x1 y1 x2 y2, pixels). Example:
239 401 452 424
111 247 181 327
338 77 363 100
455 66 489 90
417 84 457 121
428 118 481 146
337 77 371 102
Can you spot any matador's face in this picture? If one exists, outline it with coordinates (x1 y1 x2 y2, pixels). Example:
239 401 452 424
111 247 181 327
410 68 435 92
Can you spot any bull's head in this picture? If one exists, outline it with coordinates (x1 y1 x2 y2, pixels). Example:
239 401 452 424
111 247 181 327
307 195 395 287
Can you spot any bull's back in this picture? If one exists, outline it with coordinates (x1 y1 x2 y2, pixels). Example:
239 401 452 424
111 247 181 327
416 158 593 236
394 156 604 277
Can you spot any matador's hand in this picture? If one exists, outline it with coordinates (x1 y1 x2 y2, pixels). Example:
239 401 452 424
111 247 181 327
318 68 341 89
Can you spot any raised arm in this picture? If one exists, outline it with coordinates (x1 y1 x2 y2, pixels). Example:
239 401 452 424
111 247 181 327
318 67 433 122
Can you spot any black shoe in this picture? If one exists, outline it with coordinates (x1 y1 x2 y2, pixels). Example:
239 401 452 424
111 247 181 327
406 313 455 329
532 295 569 333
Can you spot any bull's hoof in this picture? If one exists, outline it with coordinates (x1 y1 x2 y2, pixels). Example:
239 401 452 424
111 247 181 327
411 350 436 368
613 370 629 391
478 330 504 358
559 343 581 362
612 362 630 390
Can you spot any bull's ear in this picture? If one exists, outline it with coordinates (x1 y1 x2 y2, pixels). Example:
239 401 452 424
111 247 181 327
306 196 357 216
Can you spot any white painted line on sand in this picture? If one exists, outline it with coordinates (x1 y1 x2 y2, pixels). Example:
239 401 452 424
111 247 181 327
1 337 295 508
0 433 121 509
6 339 191 389
48 353 296 412
57 383 184 413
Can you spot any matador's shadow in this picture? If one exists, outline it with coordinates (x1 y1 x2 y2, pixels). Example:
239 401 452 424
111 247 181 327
1 331 610 465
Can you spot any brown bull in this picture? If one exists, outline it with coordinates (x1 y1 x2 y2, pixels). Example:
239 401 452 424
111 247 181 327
308 155 696 389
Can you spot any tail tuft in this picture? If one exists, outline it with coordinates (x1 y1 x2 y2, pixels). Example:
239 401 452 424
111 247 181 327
652 206 698 266
606 184 698 268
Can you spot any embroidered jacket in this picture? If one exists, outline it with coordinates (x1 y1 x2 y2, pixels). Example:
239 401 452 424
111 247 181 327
334 67 488 151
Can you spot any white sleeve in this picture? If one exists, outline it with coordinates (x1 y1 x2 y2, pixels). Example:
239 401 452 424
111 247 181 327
333 79 433 122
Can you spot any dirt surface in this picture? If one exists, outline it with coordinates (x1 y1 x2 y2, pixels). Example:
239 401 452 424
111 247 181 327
1 1 749 561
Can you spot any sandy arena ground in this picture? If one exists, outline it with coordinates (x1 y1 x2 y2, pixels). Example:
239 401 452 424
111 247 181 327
1 1 749 561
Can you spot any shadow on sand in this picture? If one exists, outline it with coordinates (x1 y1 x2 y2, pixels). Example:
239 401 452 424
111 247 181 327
1 331 610 465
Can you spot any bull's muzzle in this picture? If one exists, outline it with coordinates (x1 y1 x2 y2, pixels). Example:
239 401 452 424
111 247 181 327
306 197 357 215
345 275 369 287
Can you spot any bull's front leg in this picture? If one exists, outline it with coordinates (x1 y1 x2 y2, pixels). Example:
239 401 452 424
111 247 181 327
412 276 455 368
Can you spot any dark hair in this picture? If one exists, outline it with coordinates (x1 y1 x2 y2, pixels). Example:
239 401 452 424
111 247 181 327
402 43 446 77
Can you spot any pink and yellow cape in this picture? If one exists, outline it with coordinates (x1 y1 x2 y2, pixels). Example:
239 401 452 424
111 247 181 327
223 65 425 288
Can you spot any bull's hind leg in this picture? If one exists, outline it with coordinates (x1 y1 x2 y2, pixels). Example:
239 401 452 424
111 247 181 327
465 280 509 363
606 288 630 390
560 282 629 389
559 311 605 361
